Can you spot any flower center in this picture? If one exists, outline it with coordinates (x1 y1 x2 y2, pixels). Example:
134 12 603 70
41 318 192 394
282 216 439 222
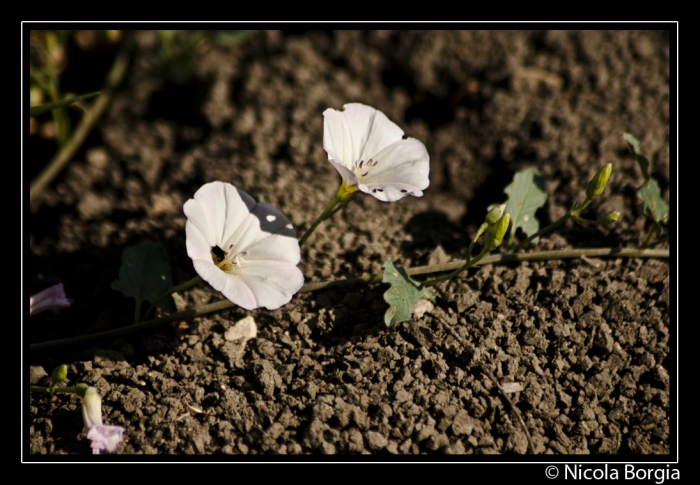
353 158 378 180
211 244 249 272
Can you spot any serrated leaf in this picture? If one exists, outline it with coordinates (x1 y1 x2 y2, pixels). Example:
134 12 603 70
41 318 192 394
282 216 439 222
504 167 548 245
29 91 100 117
623 132 651 181
637 178 669 223
111 240 176 313
382 259 436 328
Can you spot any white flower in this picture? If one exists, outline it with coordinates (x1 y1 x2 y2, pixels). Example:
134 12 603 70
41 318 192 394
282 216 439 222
323 103 430 202
30 283 70 316
184 181 304 310
82 386 125 454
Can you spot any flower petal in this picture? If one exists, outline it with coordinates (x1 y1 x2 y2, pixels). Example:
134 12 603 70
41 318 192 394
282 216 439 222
87 424 125 454
325 147 360 187
323 103 405 169
185 182 304 311
29 283 70 316
359 138 430 201
184 181 256 248
231 260 305 310
222 203 300 262
82 387 103 429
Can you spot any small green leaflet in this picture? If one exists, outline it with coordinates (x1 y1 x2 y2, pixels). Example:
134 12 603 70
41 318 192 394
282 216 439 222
637 178 669 223
504 167 548 245
382 259 436 328
623 132 651 181
111 240 176 313
624 133 668 224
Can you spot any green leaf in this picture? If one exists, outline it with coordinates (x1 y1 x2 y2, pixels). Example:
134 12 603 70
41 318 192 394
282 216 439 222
637 178 669 223
382 259 436 328
29 91 100 117
504 167 548 245
623 132 651 181
111 240 176 313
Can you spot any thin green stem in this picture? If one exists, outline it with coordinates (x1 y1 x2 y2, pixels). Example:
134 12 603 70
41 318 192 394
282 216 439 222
466 223 487 262
143 276 202 321
31 299 236 352
299 183 358 246
30 50 130 203
646 235 669 249
423 248 490 287
510 199 592 252
30 91 101 117
641 221 662 249
571 214 598 225
29 247 668 352
30 385 79 394
299 196 342 247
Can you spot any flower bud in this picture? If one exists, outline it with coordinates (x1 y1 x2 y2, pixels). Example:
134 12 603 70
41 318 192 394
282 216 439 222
485 203 506 224
51 364 68 386
586 163 612 200
599 211 620 227
81 386 126 454
486 213 511 251
82 386 104 429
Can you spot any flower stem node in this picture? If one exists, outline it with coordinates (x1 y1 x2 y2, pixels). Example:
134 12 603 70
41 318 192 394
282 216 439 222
586 163 612 200
337 179 360 201
184 181 304 310
323 103 430 202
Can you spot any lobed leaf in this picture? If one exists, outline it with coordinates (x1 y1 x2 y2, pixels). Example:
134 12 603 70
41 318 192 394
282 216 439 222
504 167 548 245
637 178 669 223
623 132 651 181
111 240 176 313
382 259 436 328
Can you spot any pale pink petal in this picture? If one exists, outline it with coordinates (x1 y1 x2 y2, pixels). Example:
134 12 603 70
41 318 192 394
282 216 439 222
87 424 125 454
29 283 70 316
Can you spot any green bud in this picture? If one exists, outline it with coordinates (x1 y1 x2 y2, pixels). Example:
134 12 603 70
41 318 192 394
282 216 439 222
599 211 620 227
586 163 612 200
486 213 511 250
485 203 506 224
51 364 68 386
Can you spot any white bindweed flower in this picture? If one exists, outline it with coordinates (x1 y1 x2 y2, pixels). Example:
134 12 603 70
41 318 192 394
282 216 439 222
82 386 125 454
184 181 304 310
30 283 70 316
323 103 430 202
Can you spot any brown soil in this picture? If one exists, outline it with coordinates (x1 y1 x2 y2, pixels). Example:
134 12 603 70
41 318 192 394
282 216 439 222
27 30 672 457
